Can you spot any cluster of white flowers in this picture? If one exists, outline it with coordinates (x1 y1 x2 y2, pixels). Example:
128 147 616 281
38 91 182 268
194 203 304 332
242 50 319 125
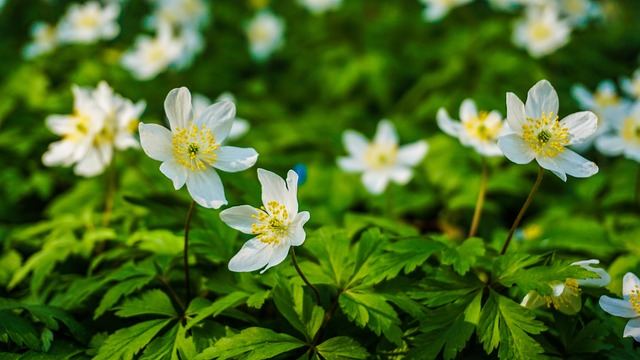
24 1 120 59
42 81 145 177
298 0 343 15
572 70 640 162
121 0 210 80
246 10 285 62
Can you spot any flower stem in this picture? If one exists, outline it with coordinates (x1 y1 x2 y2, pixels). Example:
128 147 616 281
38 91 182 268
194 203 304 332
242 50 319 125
290 247 321 305
102 162 117 228
635 162 640 208
500 167 544 255
468 157 488 238
184 200 196 305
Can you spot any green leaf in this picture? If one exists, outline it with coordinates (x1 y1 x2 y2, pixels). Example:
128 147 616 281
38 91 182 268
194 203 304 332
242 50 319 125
498 259 599 296
349 228 384 284
94 319 173 360
127 230 184 256
22 304 89 342
366 238 442 284
303 227 353 287
185 292 249 330
441 238 486 276
316 336 369 359
94 275 155 319
115 289 178 318
0 310 42 351
194 327 306 360
273 278 324 341
140 323 197 360
410 267 484 307
339 288 403 346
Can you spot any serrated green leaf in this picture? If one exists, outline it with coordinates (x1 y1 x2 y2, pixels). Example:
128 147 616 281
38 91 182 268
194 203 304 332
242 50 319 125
246 290 270 309
115 289 178 318
351 228 384 282
0 250 21 287
303 227 352 287
194 327 306 360
366 238 442 284
94 275 155 319
185 292 249 330
0 310 42 351
441 238 485 275
498 260 599 296
140 323 197 360
339 288 403 346
410 267 484 307
127 230 184 256
316 336 369 359
23 304 89 343
94 319 173 360
273 278 324 341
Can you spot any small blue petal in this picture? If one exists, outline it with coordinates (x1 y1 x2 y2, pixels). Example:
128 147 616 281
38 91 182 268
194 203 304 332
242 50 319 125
292 163 307 185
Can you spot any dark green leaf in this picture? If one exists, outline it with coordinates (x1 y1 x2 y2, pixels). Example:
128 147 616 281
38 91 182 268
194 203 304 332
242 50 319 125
94 319 173 360
194 327 306 360
339 288 403 346
316 336 369 359
115 289 178 318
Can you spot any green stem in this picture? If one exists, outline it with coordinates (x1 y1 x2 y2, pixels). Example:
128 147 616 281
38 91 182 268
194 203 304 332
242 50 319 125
500 167 544 255
635 162 640 207
290 247 321 306
102 161 117 228
184 200 196 305
158 276 186 313
468 157 488 238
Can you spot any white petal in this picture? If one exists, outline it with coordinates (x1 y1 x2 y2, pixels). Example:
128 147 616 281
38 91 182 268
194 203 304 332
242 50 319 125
219 205 261 234
261 243 290 274
42 140 81 167
599 296 638 318
362 170 390 195
258 168 288 209
574 259 611 287
185 167 227 209
342 130 369 156
195 101 235 143
624 318 640 342
389 166 413 185
595 134 625 156
285 170 299 216
337 157 367 173
520 291 547 309
571 84 595 109
164 87 193 131
289 211 310 247
214 146 258 173
623 273 640 298
397 140 428 166
560 111 598 145
45 115 75 135
74 146 107 177
139 123 173 161
459 99 478 123
541 149 598 180
506 92 526 135
526 79 559 118
374 120 398 146
160 159 188 190
228 238 273 272
436 108 462 138
551 283 566 297
535 155 567 182
497 134 535 164
227 119 250 141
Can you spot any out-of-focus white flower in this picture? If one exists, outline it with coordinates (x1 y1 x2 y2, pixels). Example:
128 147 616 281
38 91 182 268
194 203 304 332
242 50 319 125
220 169 310 274
557 0 600 27
298 0 342 14
497 79 598 181
172 26 205 69
419 0 473 22
599 272 640 342
521 259 609 315
621 69 640 100
57 1 120 44
338 120 428 195
147 0 209 29
437 99 511 156
246 10 284 61
23 22 58 59
595 101 640 162
92 81 146 150
138 87 258 208
513 5 571 58
120 22 183 80
192 93 250 142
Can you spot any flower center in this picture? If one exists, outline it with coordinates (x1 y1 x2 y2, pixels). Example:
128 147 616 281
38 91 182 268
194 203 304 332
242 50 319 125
172 123 218 171
364 143 397 169
622 117 640 145
629 285 640 314
529 22 551 41
464 111 501 141
543 278 580 310
593 91 620 107
251 201 290 245
78 12 100 29
522 112 569 157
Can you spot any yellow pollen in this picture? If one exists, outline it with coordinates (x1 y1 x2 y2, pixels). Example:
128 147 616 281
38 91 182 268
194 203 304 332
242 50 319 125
464 110 502 141
621 117 640 145
251 200 290 245
629 286 640 313
364 143 397 169
521 112 569 157
529 22 551 41
172 123 218 171
593 91 620 107
543 278 580 310
126 119 140 134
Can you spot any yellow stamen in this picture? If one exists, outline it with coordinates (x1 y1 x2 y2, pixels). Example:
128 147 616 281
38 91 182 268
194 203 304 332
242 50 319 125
251 200 290 245
364 143 397 169
171 123 218 171
543 278 580 310
629 286 640 313
522 111 569 157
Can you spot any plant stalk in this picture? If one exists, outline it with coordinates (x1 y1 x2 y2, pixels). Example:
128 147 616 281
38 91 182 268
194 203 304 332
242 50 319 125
184 200 196 305
290 247 321 306
468 157 488 238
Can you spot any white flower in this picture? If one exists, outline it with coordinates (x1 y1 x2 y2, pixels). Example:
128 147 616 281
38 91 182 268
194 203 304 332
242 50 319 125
138 87 258 208
298 0 342 14
595 100 640 162
521 259 610 315
57 1 120 44
419 0 473 22
557 0 600 27
120 22 183 80
172 26 205 69
23 22 58 59
337 120 428 195
146 0 209 30
621 69 640 99
246 10 284 61
599 272 640 342
437 99 511 156
512 5 571 58
497 79 598 181
572 80 629 134
192 93 250 142
220 169 310 273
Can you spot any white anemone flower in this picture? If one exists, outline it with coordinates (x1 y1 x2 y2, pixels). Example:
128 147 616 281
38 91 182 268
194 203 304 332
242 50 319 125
192 92 250 142
138 87 258 209
521 259 610 315
572 80 629 137
221 169 310 273
298 0 342 14
497 79 598 181
437 99 511 156
621 69 640 100
595 100 640 162
147 0 209 30
246 10 284 61
23 22 58 59
337 120 428 195
57 1 120 44
512 5 571 58
120 22 183 80
419 0 473 22
599 272 640 342
558 0 600 27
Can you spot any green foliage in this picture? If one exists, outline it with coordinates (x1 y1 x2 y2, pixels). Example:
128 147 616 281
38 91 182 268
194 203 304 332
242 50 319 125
195 327 306 360
315 336 370 359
